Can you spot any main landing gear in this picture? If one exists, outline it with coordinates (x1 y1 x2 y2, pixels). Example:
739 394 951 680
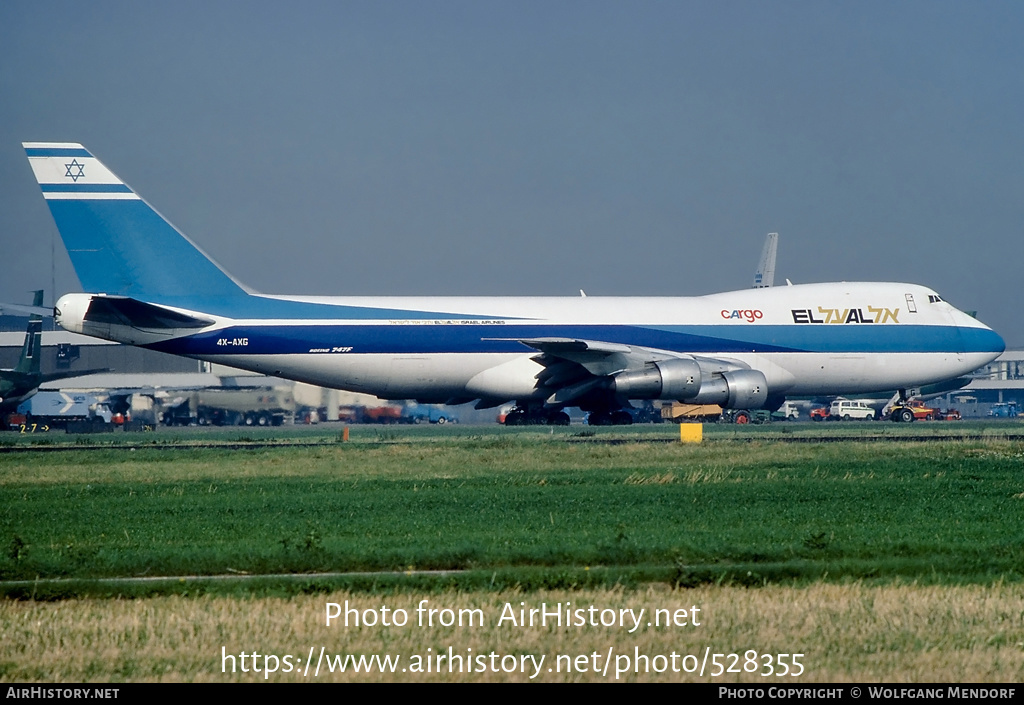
585 410 634 426
503 406 571 426
501 405 636 426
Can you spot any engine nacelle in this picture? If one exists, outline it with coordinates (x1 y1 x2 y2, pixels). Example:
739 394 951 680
610 358 702 400
687 369 769 409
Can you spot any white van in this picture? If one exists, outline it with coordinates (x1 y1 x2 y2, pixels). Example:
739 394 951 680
829 399 877 420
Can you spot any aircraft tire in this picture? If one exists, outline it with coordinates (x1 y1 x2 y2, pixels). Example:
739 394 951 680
611 410 633 425
550 411 570 426
504 410 525 426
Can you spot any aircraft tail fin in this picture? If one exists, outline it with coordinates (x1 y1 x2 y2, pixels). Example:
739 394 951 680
23 143 249 303
14 290 44 376
753 232 778 288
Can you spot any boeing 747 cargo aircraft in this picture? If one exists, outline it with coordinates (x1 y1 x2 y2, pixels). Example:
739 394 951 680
24 142 1004 425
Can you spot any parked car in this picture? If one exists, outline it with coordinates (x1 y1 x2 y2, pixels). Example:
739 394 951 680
988 402 1019 418
829 399 877 420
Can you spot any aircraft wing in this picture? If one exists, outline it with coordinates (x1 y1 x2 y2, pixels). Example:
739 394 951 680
38 368 112 385
516 337 755 408
0 302 53 317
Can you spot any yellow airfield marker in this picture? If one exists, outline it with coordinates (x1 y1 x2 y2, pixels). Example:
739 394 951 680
679 423 703 443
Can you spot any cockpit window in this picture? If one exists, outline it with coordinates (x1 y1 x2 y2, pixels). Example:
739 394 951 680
928 294 944 303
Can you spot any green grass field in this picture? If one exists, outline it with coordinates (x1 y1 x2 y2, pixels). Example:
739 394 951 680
3 424 1024 597
4 424 1024 682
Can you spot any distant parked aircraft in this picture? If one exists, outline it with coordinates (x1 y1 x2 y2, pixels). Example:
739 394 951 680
0 290 106 414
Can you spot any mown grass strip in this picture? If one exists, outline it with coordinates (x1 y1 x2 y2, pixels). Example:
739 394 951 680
4 437 1024 596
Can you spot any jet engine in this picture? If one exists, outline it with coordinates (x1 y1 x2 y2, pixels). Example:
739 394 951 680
687 369 768 409
612 359 768 409
609 358 701 400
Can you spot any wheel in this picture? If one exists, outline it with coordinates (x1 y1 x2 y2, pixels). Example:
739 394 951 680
608 410 632 425
257 412 270 426
842 414 851 421
924 414 933 421
244 413 255 426
734 412 750 424
899 408 915 423
436 416 447 424
504 410 525 426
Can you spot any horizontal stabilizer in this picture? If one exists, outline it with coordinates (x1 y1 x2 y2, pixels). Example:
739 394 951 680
84 297 215 330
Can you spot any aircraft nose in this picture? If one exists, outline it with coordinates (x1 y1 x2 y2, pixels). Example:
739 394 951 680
949 306 1004 364
993 328 1006 356
968 318 1005 361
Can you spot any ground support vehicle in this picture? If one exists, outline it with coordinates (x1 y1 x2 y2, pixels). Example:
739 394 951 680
161 387 293 426
829 399 877 421
988 402 1019 418
888 400 940 422
407 406 459 424
774 401 800 420
662 403 723 423
358 405 405 424
16 391 113 432
720 408 771 424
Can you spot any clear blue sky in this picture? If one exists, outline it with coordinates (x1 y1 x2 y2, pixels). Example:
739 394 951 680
2 1 1021 344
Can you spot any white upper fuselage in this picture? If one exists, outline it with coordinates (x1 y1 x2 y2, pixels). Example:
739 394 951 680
55 281 1003 402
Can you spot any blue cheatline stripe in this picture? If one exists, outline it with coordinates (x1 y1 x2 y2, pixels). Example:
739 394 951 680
41 184 133 193
141 322 1004 357
25 147 92 158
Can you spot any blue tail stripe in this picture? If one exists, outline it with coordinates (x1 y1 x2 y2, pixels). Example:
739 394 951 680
41 184 133 193
25 147 92 158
